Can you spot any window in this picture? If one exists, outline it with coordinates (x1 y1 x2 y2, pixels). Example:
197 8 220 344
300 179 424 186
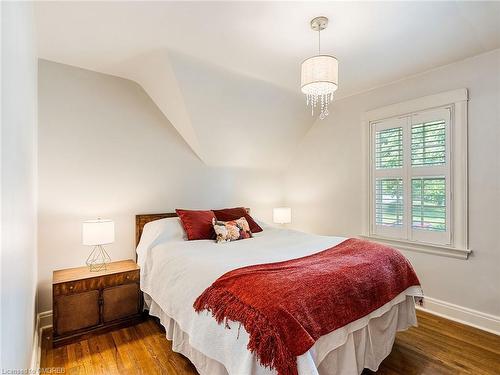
366 89 469 258
371 108 451 244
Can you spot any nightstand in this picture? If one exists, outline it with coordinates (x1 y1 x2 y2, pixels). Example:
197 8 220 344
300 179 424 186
52 259 144 347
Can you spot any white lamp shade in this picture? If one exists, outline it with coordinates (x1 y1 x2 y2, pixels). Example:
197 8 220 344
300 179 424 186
301 55 339 95
273 207 292 224
82 219 115 246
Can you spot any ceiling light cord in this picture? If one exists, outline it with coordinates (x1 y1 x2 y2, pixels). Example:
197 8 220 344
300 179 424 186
318 28 321 55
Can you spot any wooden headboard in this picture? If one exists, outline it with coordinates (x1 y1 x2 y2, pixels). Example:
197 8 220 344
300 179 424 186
135 213 178 246
135 208 251 246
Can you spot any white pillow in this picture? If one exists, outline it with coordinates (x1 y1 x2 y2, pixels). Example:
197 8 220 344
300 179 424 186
136 217 185 268
144 217 184 242
253 218 272 230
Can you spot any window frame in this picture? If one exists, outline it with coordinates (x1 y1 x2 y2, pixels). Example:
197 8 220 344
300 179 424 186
363 89 471 259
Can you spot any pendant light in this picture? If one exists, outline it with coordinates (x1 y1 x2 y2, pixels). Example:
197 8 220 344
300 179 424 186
301 16 338 120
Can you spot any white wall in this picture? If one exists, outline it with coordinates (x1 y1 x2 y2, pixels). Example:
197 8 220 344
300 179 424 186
168 51 313 168
37 60 283 312
284 50 500 319
1 1 38 369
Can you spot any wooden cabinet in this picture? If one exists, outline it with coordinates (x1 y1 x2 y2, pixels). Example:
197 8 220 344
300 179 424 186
55 290 100 334
103 283 140 322
52 259 143 346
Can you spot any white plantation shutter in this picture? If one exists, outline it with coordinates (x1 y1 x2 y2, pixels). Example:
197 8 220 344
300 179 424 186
371 107 451 245
409 108 451 244
372 117 407 238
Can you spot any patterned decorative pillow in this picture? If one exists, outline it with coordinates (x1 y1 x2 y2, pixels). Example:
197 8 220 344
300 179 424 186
212 217 253 243
213 207 263 233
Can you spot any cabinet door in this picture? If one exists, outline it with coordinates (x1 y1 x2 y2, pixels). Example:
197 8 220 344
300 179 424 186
102 283 140 322
55 290 100 335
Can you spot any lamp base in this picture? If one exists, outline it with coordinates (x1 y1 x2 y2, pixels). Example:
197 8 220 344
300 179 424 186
86 245 111 272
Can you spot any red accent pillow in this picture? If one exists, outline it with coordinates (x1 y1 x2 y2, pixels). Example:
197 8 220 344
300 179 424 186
176 209 216 240
213 207 263 233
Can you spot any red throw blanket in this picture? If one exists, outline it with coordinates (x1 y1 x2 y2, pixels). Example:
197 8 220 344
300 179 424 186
194 238 421 375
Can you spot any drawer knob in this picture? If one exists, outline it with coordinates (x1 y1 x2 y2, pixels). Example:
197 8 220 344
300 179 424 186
69 286 74 290
125 275 130 279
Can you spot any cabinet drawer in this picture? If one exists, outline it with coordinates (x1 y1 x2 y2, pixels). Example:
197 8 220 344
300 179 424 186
53 278 99 296
103 283 140 322
54 290 100 335
53 270 140 296
104 270 139 288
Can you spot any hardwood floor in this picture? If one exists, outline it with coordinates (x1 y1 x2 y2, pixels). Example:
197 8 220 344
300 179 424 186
40 310 500 375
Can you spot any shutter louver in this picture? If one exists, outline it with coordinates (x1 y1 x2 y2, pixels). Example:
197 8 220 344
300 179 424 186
375 178 404 227
411 120 446 166
375 127 403 169
412 177 446 231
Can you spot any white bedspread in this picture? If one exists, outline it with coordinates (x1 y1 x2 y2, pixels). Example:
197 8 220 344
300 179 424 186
137 225 422 375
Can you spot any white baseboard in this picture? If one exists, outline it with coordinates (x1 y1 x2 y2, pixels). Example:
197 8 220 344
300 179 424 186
30 310 53 370
30 313 41 370
39 310 53 329
417 296 500 335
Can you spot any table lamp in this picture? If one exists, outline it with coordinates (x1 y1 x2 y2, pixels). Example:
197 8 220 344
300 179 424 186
82 218 114 272
273 207 292 225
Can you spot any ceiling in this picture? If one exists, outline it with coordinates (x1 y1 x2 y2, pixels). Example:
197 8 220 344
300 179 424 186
35 1 500 166
35 1 500 96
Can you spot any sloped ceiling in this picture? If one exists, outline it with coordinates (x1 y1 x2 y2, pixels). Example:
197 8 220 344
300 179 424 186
111 49 312 167
34 1 500 167
111 50 206 162
167 52 312 168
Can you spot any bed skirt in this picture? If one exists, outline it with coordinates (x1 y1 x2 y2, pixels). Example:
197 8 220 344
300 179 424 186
145 286 420 375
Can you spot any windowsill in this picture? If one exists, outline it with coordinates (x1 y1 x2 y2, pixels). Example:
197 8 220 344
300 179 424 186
359 234 472 260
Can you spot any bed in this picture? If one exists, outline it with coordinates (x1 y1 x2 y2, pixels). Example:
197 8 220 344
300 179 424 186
135 212 423 375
